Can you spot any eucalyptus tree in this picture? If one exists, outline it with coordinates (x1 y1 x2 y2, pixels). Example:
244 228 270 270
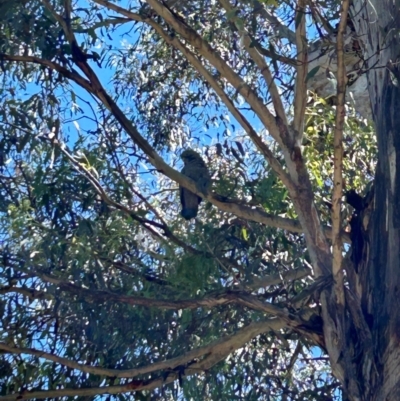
0 0 395 400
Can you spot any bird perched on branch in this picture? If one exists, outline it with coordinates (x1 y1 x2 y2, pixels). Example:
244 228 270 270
179 149 211 220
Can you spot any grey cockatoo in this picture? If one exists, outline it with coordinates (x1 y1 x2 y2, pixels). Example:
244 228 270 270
179 149 211 220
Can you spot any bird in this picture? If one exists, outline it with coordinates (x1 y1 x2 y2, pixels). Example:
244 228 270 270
179 149 211 220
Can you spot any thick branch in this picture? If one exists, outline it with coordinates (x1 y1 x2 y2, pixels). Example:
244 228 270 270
332 0 350 307
247 266 311 290
320 0 350 386
0 319 282 380
94 0 282 143
318 1 352 389
34 272 305 324
0 377 174 401
143 0 285 146
0 286 50 301
0 54 92 91
0 320 284 400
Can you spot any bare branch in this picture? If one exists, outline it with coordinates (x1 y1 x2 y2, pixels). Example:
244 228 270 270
0 377 174 401
41 0 72 41
306 0 335 36
332 0 350 307
293 0 308 141
32 271 302 323
142 0 285 145
0 54 92 91
247 266 311 290
0 286 50 301
0 319 282 380
184 320 287 369
254 43 299 67
74 17 131 33
317 2 352 383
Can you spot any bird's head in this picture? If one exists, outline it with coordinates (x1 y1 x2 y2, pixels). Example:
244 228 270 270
180 149 202 164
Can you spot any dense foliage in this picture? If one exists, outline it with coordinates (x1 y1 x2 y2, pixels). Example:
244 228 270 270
0 0 376 399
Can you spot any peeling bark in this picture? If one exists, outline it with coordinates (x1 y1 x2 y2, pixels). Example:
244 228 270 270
338 1 400 399
307 23 371 119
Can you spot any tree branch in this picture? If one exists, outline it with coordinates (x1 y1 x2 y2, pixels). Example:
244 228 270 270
142 0 285 146
293 0 308 141
317 1 352 387
0 319 282 380
32 271 299 322
247 0 297 43
0 377 174 401
0 286 50 301
219 0 288 126
247 266 311 290
74 17 131 33
332 0 350 307
0 54 92 91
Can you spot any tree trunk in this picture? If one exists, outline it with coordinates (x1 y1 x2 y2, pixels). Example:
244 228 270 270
345 1 400 399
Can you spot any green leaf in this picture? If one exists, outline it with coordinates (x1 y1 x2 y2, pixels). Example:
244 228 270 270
306 66 320 82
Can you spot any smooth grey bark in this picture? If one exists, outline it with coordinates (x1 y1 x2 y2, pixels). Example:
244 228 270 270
341 1 400 400
307 28 371 119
